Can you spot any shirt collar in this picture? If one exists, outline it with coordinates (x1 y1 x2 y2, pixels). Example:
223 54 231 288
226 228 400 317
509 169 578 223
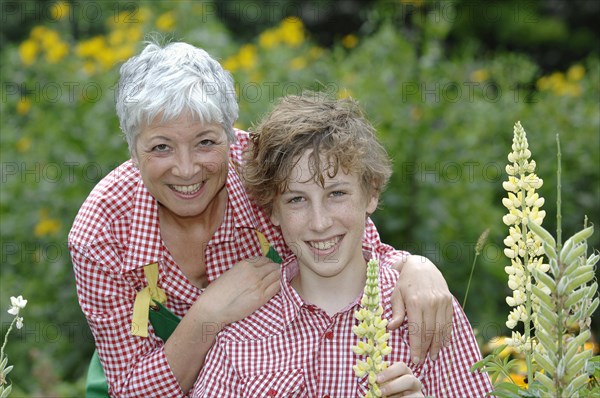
121 162 259 273
278 249 381 326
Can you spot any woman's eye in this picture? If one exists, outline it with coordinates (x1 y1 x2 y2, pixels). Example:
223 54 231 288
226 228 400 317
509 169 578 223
152 144 169 152
199 139 215 146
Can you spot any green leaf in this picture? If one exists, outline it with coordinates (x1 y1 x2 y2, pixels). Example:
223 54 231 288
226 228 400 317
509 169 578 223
565 330 592 361
0 384 13 398
565 372 592 396
586 253 599 267
566 349 593 380
584 297 600 319
563 225 594 248
562 243 587 268
533 350 556 374
534 371 556 394
527 220 556 249
565 287 590 308
533 269 556 292
564 269 595 294
492 382 524 398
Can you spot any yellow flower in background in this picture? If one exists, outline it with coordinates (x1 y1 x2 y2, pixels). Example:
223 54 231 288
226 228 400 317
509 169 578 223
237 44 257 70
16 136 32 153
16 97 32 116
536 69 582 97
49 1 70 20
156 10 176 31
223 56 239 73
45 40 69 63
30 26 47 40
259 29 280 49
471 68 490 82
308 46 324 59
278 16 305 47
19 39 38 66
35 209 61 237
289 56 306 70
342 34 358 49
566 64 585 81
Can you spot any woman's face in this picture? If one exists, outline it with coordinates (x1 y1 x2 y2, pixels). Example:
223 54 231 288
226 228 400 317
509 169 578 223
132 113 229 220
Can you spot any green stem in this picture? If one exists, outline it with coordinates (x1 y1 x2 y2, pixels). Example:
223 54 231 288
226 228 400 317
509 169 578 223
520 189 534 385
462 253 479 309
0 317 17 361
556 134 562 251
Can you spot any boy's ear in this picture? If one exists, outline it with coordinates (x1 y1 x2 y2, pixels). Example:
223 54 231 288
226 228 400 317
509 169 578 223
270 206 281 227
366 192 379 215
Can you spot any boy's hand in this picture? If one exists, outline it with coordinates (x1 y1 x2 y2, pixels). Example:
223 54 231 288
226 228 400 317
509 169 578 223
377 362 424 397
389 255 453 365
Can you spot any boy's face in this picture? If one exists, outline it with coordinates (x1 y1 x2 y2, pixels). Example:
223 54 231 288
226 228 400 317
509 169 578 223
271 150 378 279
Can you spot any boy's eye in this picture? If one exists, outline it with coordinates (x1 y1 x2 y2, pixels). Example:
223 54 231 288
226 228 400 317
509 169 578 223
330 191 346 197
288 196 304 204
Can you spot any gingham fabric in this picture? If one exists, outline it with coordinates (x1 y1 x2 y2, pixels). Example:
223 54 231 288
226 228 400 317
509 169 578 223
192 254 493 398
69 130 406 397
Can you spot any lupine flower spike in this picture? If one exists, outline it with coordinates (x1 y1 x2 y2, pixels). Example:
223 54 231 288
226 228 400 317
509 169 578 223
352 259 392 398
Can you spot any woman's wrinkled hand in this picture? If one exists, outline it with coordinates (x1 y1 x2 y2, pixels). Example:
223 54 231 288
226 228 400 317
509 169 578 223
389 255 453 365
198 256 280 326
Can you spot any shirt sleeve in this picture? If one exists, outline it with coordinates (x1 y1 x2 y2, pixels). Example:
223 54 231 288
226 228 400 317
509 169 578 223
192 337 241 397
70 244 186 398
364 216 409 268
420 298 493 397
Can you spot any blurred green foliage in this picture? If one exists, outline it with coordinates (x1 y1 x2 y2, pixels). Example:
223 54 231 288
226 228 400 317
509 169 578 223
0 0 598 395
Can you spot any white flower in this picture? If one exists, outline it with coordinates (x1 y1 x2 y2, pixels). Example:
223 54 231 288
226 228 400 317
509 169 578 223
16 316 24 329
7 295 27 316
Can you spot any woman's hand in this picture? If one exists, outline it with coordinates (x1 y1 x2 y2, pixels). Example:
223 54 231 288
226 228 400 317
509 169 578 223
389 255 453 365
377 362 424 397
198 256 281 326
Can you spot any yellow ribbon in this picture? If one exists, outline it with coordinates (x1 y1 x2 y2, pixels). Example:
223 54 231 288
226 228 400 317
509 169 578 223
131 263 167 337
255 230 271 256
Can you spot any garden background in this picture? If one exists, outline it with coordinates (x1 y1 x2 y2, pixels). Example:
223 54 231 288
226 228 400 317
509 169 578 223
1 0 598 396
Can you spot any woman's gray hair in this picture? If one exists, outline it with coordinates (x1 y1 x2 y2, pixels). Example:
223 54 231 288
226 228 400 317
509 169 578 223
116 41 239 153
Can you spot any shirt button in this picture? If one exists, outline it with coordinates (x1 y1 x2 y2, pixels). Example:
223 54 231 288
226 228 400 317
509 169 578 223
266 388 277 396
323 395 331 398
324 330 334 340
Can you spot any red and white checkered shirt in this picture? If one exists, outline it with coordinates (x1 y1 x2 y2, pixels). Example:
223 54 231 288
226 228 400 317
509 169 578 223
192 253 492 398
69 130 405 397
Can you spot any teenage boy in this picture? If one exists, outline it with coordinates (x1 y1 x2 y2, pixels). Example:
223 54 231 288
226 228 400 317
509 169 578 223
192 93 492 397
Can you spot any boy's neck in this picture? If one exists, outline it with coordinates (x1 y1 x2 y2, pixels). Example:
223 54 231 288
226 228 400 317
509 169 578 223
290 259 367 316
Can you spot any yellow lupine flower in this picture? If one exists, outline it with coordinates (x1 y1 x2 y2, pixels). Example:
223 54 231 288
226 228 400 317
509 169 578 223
19 39 38 66
30 26 48 40
49 1 70 20
352 259 391 397
156 11 176 31
16 97 32 116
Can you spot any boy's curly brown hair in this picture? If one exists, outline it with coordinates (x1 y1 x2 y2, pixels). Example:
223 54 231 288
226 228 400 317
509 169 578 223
243 92 392 215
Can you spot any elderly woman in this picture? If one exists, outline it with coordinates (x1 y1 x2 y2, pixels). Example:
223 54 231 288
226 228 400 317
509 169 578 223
69 41 452 397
